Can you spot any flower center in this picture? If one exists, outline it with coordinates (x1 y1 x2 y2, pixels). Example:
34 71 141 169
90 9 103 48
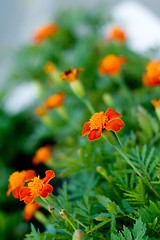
89 112 108 131
28 176 44 196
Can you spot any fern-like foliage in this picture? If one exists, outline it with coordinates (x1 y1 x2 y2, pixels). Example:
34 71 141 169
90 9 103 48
112 219 148 240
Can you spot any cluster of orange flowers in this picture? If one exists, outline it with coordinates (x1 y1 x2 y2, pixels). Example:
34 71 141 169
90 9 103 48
32 23 160 87
7 23 160 224
36 67 85 117
7 170 55 220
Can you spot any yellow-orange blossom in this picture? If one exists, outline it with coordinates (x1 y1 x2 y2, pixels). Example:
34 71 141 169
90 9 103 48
82 108 124 141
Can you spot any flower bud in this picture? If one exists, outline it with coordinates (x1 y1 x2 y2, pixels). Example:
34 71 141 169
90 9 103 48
70 80 85 98
96 166 109 181
103 130 120 147
103 93 114 106
48 205 54 212
72 230 84 240
59 209 69 220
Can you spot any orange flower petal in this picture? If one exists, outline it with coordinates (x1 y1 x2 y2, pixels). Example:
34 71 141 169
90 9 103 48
105 119 124 132
24 195 35 204
105 108 122 121
12 188 21 199
25 170 36 182
82 122 91 136
7 185 12 196
40 184 53 198
88 129 102 141
23 202 41 221
20 187 31 200
43 170 55 184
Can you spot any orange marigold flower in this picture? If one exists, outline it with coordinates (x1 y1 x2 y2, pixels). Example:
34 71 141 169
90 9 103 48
33 23 58 45
82 108 124 141
23 202 41 221
35 105 46 117
99 54 127 75
45 92 66 110
32 145 52 165
60 68 84 82
44 61 56 74
106 26 127 43
151 99 160 109
7 170 36 199
142 61 160 87
20 170 55 204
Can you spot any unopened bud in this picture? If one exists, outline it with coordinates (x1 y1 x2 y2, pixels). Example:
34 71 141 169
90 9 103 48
103 130 120 147
103 93 114 106
59 209 69 220
96 166 109 181
48 205 54 212
70 80 85 98
72 230 84 240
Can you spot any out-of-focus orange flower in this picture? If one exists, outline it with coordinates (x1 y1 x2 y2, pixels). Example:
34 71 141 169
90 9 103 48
35 105 46 117
44 61 56 74
151 99 160 109
82 108 124 141
99 54 127 75
33 23 58 45
7 170 36 199
60 68 84 82
106 26 127 43
142 61 160 87
45 92 66 110
20 170 55 204
23 202 41 221
32 145 52 165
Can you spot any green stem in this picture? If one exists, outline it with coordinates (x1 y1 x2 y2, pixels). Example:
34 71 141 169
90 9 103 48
67 219 76 230
111 215 116 239
103 131 160 199
115 145 142 178
72 217 87 229
82 98 95 114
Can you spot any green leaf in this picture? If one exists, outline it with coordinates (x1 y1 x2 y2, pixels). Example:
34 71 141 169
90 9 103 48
107 202 118 215
95 215 110 221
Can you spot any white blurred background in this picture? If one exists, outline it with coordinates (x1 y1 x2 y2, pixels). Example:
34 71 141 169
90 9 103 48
1 0 160 49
